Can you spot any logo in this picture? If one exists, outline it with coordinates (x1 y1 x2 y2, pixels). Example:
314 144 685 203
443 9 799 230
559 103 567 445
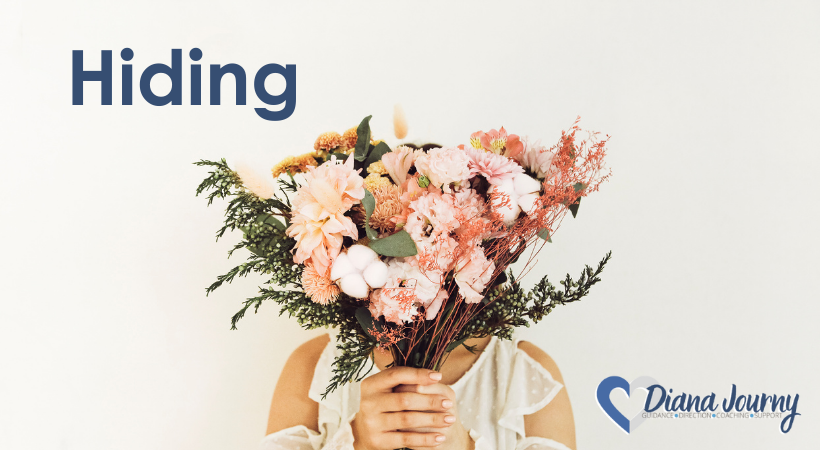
596 376 800 434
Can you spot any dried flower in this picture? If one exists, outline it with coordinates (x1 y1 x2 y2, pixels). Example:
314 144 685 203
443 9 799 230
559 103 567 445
235 162 276 199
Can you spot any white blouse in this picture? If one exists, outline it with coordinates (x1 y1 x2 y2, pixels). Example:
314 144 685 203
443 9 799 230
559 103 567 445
260 336 573 450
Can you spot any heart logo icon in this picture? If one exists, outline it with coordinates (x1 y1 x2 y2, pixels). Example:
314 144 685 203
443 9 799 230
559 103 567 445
596 375 659 434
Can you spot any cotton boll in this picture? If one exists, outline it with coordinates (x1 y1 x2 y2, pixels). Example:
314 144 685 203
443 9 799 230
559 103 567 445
330 253 356 281
340 273 370 298
494 177 515 191
362 260 388 288
347 245 378 271
489 183 521 226
517 193 539 214
513 173 542 196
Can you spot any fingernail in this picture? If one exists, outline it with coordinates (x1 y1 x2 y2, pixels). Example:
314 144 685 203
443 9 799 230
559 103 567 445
442 399 453 408
436 435 446 442
429 372 442 381
444 415 456 423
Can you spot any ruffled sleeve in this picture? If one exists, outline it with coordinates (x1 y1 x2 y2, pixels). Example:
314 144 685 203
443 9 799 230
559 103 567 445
259 340 359 450
500 340 573 450
497 340 564 437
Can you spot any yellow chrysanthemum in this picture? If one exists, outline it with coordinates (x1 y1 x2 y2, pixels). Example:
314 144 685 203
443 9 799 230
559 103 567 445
341 127 358 150
271 153 318 178
367 161 388 175
314 131 343 152
364 173 392 191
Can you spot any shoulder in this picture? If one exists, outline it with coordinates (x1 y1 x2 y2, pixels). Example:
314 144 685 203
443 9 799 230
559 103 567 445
515 340 576 449
516 340 565 384
288 333 332 373
266 334 331 435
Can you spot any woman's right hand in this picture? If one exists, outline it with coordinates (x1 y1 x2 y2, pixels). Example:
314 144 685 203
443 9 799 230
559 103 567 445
351 366 456 450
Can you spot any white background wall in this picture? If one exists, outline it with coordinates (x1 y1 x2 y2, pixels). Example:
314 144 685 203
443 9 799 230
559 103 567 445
1 1 818 449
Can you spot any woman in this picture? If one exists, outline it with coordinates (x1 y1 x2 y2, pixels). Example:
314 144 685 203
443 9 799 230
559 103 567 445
261 333 576 450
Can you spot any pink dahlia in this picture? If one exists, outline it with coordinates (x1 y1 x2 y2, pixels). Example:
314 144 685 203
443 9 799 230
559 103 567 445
463 147 524 185
287 156 365 276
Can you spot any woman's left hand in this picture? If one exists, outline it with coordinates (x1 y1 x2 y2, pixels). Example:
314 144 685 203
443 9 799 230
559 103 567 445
394 383 475 450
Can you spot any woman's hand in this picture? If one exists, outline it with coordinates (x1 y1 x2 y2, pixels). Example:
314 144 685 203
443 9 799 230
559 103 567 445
351 366 473 450
395 383 474 450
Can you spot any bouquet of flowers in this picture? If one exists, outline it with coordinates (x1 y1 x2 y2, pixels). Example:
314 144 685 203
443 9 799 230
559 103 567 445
195 114 611 397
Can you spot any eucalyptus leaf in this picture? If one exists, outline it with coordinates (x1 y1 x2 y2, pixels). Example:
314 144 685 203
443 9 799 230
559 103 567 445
362 190 378 240
567 183 585 218
364 142 391 169
368 230 418 257
354 115 372 162
537 228 553 242
568 197 581 218
355 307 377 341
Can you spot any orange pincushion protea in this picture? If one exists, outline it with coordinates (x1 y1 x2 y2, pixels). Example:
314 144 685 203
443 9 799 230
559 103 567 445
301 263 340 304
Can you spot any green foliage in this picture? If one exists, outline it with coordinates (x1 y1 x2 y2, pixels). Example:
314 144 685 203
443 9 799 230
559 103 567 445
323 295 376 399
361 189 378 240
194 159 240 206
362 188 417 256
460 251 612 342
527 251 612 323
368 230 418 257
195 159 338 330
353 116 372 162
365 142 391 169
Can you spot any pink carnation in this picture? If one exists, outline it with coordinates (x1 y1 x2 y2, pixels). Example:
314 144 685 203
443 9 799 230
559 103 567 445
404 190 460 244
463 147 524 185
454 247 495 303
413 146 471 192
